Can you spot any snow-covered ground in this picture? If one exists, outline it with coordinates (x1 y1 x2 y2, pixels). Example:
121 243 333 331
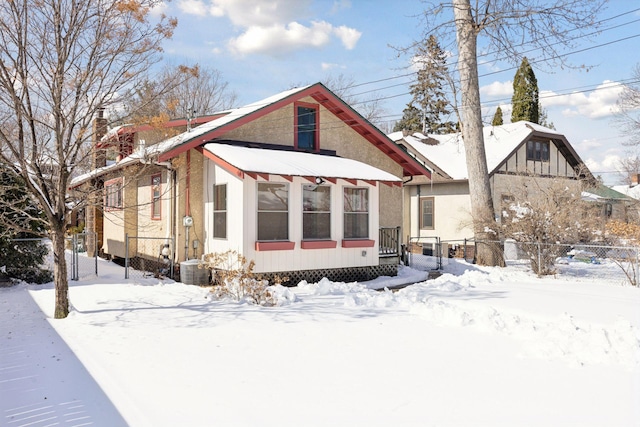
1 257 639 426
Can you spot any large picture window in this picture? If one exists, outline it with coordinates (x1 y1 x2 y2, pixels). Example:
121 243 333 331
343 188 369 239
420 197 434 229
105 178 123 210
151 174 161 219
213 184 227 239
303 184 331 240
257 182 289 241
527 140 550 161
296 103 318 151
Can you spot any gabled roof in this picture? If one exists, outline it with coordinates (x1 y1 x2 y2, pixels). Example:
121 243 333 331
582 185 635 203
155 83 430 178
390 121 589 180
200 143 402 186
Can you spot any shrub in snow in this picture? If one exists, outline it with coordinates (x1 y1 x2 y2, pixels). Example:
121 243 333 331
498 174 602 276
200 250 288 306
605 220 640 286
0 238 53 284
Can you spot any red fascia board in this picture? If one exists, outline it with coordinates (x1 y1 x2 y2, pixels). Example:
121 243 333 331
311 92 431 179
198 147 245 179
159 86 327 162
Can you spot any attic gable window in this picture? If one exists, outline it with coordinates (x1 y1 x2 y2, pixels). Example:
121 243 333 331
527 140 550 162
295 102 318 151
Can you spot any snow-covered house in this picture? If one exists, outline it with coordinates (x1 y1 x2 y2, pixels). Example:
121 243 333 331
389 121 594 249
72 83 431 284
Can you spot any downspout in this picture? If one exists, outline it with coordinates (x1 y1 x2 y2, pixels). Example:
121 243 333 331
403 175 413 246
184 150 191 260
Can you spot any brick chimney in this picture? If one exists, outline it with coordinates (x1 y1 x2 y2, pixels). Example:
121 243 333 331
631 174 640 187
86 108 108 257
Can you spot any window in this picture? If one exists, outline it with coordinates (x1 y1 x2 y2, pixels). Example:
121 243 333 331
105 178 123 209
296 103 318 151
257 182 289 241
213 184 227 239
420 197 434 229
343 188 369 239
527 140 550 161
303 184 331 240
151 174 161 219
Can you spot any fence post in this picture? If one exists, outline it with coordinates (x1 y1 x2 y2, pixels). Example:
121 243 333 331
71 234 78 281
537 242 542 276
94 232 98 275
125 233 129 279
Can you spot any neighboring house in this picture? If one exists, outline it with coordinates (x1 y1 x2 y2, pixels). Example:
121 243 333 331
72 83 431 284
389 121 594 251
582 185 638 222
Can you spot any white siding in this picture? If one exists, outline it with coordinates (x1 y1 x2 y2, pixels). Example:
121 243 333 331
203 158 382 274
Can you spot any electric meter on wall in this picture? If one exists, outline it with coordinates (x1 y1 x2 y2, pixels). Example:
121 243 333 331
183 216 193 227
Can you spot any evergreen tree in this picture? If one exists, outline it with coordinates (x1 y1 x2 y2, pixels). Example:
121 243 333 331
410 35 456 134
511 57 539 123
492 106 504 126
393 102 423 133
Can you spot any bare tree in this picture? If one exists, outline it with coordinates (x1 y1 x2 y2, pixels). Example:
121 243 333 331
616 63 640 146
615 152 640 185
321 73 388 128
420 0 607 266
117 64 238 126
0 0 176 318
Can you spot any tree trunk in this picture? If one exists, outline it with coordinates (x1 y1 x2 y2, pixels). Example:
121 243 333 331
453 0 505 267
51 228 69 319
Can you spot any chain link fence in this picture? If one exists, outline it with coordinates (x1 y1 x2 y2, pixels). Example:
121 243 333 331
3 233 98 283
438 238 640 285
405 236 442 271
124 235 175 279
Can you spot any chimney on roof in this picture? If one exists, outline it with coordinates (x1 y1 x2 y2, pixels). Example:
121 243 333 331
632 173 640 187
92 108 107 170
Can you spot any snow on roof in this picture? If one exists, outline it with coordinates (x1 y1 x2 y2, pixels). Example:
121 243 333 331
203 144 401 182
392 121 559 180
611 184 640 201
153 85 313 156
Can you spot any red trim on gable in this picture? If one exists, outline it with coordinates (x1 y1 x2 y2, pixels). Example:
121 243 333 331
341 239 375 248
363 180 377 187
255 241 295 251
281 175 293 182
199 147 245 179
324 177 337 184
343 178 358 186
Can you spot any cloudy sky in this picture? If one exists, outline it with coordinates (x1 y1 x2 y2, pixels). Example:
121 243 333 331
153 0 640 185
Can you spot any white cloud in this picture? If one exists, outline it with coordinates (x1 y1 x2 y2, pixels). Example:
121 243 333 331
322 62 345 71
150 1 169 17
177 0 209 16
209 0 311 27
333 25 361 50
480 80 513 98
541 81 623 119
229 21 336 56
187 0 360 56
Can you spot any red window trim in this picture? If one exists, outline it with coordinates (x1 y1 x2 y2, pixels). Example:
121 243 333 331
151 173 162 220
294 101 319 152
301 240 337 250
341 239 375 248
255 241 295 251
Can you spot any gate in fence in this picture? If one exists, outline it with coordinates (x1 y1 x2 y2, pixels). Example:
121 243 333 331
125 235 175 279
7 232 98 282
406 236 442 271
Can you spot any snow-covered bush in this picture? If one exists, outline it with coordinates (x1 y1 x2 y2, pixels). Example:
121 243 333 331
605 220 640 286
200 250 287 306
499 174 601 275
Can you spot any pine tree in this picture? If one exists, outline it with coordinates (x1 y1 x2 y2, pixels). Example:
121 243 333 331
393 102 423 133
492 106 504 126
511 57 539 123
410 35 456 134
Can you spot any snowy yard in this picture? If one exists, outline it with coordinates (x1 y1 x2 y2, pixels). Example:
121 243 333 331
1 257 639 426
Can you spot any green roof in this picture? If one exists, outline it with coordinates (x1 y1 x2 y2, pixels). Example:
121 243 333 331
585 184 634 201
